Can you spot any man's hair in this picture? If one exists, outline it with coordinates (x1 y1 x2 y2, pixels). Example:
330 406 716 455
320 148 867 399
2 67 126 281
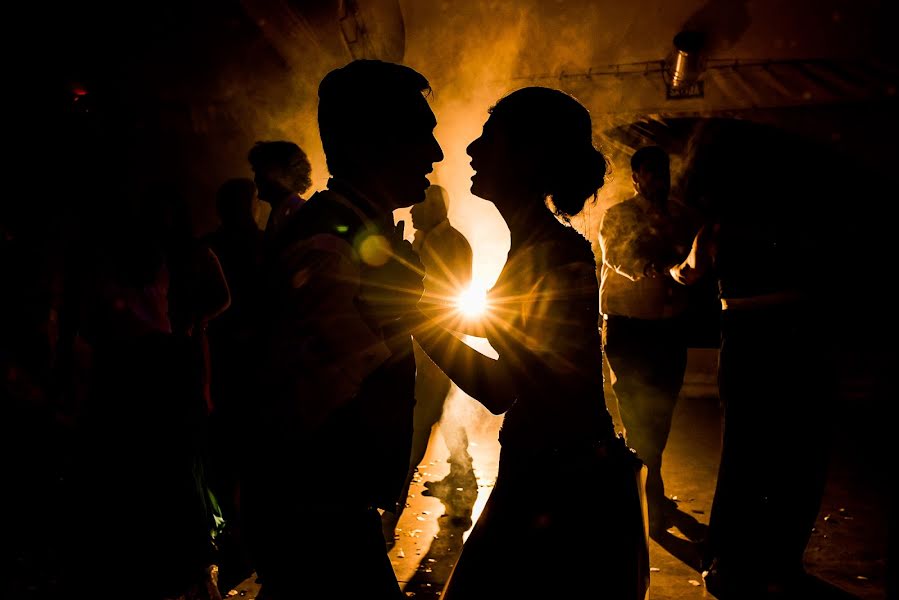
247 140 312 193
425 184 449 211
317 59 431 176
247 140 304 170
631 145 669 173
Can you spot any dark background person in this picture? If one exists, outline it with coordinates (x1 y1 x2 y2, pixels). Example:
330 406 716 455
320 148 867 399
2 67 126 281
62 184 228 600
412 87 648 600
674 120 841 598
202 177 265 591
382 183 476 547
3 202 72 600
246 140 313 238
598 145 704 537
242 59 442 600
142 183 231 416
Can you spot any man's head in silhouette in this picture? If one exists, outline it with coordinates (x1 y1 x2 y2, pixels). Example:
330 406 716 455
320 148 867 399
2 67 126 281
631 145 670 206
318 59 444 212
247 141 312 209
411 184 449 233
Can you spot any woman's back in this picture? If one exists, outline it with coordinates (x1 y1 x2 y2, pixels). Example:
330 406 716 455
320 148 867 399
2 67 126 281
485 227 615 452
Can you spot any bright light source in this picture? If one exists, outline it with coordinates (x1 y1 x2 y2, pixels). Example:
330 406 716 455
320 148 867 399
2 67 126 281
456 285 488 318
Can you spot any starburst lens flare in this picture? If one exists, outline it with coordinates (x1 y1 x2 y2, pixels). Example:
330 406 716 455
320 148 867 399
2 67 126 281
456 285 488 317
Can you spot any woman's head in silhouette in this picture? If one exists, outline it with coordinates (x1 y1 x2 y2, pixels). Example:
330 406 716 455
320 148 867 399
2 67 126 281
467 86 607 221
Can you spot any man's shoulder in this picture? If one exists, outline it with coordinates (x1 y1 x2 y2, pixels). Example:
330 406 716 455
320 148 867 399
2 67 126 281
439 222 472 247
264 191 366 268
281 190 366 242
606 195 641 212
302 189 360 222
419 219 463 244
600 196 641 227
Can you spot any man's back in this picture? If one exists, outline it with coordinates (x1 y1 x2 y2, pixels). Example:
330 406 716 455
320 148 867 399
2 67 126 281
599 194 698 319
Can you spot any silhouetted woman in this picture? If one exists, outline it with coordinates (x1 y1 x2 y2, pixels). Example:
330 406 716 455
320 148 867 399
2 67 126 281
412 87 649 599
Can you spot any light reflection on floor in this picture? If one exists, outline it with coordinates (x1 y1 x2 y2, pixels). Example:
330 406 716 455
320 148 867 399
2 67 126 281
390 383 503 592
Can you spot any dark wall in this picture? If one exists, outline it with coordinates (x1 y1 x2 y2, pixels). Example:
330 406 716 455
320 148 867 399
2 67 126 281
604 106 899 351
33 1 290 240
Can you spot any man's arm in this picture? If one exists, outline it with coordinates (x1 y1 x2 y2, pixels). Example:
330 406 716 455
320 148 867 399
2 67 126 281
669 222 718 285
601 203 687 281
192 245 231 326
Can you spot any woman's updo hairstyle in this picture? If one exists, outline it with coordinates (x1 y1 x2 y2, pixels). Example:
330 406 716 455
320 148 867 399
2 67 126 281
489 87 608 219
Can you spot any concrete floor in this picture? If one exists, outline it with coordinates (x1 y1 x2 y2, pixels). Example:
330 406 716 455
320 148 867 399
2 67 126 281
226 348 891 600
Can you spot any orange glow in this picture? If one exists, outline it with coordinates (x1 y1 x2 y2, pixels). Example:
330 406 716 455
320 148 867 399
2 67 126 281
357 233 391 266
456 284 488 318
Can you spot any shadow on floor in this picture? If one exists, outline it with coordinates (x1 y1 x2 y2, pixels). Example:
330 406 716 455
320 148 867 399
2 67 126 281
703 570 864 600
651 507 709 572
402 467 478 599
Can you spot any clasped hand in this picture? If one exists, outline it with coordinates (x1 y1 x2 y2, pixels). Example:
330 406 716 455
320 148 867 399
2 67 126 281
357 221 425 332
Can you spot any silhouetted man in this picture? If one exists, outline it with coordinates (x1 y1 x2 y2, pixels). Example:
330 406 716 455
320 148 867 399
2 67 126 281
244 60 442 600
679 122 838 598
599 146 702 536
